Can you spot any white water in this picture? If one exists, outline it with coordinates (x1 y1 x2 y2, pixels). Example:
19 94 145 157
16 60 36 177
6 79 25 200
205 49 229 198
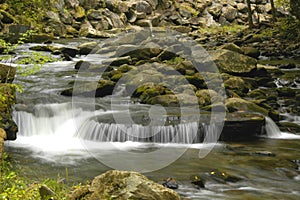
265 117 300 139
9 103 223 164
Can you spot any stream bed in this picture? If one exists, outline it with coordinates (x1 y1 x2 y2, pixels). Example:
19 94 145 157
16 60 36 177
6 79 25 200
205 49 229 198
3 41 300 199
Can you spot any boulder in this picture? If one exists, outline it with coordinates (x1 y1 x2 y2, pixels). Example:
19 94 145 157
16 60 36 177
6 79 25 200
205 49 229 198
196 89 223 107
77 42 99 55
210 49 257 76
61 79 116 97
225 97 268 115
224 77 252 96
148 93 198 106
222 112 265 141
221 5 237 22
68 170 181 200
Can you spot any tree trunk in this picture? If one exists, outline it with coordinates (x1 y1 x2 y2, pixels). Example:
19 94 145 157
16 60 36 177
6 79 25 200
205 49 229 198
270 0 276 22
246 0 254 28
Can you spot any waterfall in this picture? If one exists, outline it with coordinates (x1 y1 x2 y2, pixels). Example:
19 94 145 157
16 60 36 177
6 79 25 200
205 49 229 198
265 117 282 138
265 117 300 139
12 103 222 144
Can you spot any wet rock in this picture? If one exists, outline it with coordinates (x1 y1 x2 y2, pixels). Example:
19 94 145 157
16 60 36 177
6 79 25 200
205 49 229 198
252 151 276 157
222 112 265 141
75 60 91 70
133 82 169 103
279 122 300 133
77 42 99 55
68 170 181 200
162 177 178 189
201 170 242 184
102 56 132 66
59 47 78 58
191 176 205 189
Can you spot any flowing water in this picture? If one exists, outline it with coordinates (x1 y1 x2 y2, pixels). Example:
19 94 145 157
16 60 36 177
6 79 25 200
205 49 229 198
3 42 300 199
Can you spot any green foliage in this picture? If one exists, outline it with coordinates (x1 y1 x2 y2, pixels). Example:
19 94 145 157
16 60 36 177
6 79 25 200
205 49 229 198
0 153 78 200
4 0 49 27
164 56 184 65
0 30 61 77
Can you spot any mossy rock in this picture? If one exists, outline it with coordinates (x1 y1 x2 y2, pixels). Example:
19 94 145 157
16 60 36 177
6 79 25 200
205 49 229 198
134 83 170 103
220 43 243 54
210 49 257 75
225 97 268 116
148 93 198 106
196 89 224 107
61 79 116 97
279 122 300 134
224 77 252 96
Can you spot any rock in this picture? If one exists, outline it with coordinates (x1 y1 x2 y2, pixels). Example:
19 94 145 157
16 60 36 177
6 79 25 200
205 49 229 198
59 47 78 58
148 93 198 106
0 128 6 139
210 49 257 76
241 47 260 59
207 3 223 19
204 170 242 183
75 60 91 70
77 42 99 55
224 77 252 96
73 5 85 21
225 97 268 115
222 112 265 141
39 185 55 200
28 33 54 43
61 79 116 97
79 21 114 38
0 64 16 83
279 122 300 133
136 0 152 14
237 3 248 13
191 176 205 189
68 170 181 200
220 43 243 54
221 5 237 22
252 151 276 157
162 178 179 189
102 56 132 66
196 89 223 107
133 82 169 103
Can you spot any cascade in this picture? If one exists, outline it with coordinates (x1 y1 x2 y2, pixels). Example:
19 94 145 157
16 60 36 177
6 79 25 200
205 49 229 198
13 103 222 144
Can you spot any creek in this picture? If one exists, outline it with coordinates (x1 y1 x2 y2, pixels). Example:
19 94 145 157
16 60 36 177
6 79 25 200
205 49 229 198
3 41 300 199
